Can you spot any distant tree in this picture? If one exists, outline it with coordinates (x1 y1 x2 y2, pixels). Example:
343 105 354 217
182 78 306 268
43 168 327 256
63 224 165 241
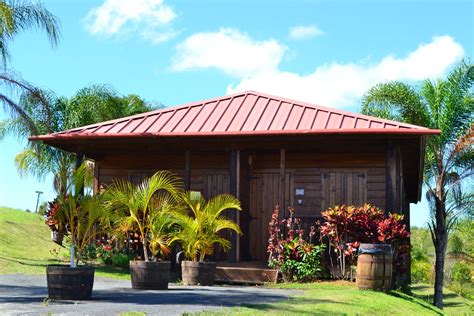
362 62 474 309
0 77 156 189
0 0 60 66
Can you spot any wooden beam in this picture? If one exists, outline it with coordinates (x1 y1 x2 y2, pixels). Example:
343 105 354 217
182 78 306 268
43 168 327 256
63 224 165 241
229 149 240 262
184 150 191 190
417 136 426 202
279 148 286 214
93 161 100 195
76 152 85 195
385 141 400 213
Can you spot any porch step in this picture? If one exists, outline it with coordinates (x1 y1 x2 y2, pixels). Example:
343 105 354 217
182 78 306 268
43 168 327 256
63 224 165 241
215 264 278 284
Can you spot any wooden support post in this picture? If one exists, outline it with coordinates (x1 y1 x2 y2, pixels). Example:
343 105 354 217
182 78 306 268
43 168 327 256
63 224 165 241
184 150 191 191
93 161 100 195
229 149 240 262
279 148 286 215
385 141 400 214
76 152 85 196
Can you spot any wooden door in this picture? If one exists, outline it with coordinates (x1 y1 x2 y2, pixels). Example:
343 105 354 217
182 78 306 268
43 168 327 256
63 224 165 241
249 170 294 261
203 173 230 261
321 171 367 211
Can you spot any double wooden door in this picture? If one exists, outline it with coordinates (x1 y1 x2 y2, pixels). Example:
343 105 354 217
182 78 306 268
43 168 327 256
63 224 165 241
248 170 294 261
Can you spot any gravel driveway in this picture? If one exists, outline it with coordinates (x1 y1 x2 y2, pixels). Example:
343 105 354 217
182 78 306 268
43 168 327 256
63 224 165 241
0 274 296 315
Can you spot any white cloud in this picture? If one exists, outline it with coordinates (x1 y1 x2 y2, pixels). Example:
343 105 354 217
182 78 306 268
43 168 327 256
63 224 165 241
84 0 177 43
171 28 286 77
227 35 464 108
289 25 323 40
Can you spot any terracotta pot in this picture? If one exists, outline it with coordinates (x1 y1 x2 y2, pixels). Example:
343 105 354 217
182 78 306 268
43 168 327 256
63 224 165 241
181 261 216 286
47 265 95 300
130 260 171 290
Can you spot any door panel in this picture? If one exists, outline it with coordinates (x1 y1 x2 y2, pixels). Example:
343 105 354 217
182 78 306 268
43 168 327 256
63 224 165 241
203 173 230 261
249 171 294 261
321 171 367 211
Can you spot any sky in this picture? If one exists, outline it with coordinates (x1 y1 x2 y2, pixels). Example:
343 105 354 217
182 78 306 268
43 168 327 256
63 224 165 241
0 0 472 227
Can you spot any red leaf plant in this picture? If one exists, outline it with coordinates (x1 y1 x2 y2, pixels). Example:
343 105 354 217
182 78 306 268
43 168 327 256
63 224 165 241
319 204 410 280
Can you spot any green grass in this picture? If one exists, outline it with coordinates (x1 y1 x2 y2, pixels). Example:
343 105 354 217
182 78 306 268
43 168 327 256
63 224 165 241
196 282 472 316
410 283 473 316
0 207 62 274
0 207 130 280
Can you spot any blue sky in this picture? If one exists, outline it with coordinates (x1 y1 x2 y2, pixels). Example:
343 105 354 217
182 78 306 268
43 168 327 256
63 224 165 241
0 0 472 227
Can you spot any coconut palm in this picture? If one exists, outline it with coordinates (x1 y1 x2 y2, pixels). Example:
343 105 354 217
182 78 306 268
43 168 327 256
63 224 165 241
361 62 474 309
0 0 60 66
104 171 182 262
172 191 242 262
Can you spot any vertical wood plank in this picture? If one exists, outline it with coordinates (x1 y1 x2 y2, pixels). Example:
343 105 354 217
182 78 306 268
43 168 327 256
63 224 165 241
279 148 286 210
93 161 100 195
229 150 239 262
386 141 399 213
184 150 191 190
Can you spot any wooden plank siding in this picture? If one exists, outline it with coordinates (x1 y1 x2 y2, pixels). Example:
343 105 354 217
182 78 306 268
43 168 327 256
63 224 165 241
94 148 389 262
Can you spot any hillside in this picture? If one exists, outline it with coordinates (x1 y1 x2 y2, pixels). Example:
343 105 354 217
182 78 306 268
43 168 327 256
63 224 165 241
0 207 63 274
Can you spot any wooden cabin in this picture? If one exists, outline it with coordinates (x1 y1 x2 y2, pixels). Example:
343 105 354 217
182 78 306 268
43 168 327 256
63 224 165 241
32 91 439 280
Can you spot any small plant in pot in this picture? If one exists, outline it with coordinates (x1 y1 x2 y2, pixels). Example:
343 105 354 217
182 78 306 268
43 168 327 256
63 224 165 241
45 163 109 300
104 171 181 290
172 191 242 286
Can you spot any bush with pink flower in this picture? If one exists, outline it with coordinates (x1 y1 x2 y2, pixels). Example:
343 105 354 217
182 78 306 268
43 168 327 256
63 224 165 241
267 206 324 282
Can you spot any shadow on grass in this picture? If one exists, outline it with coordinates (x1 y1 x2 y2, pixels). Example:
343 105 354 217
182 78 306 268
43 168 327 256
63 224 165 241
389 291 443 315
0 256 57 268
234 297 347 315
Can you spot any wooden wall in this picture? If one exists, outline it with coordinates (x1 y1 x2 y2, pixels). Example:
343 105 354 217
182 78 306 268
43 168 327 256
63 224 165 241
250 151 386 216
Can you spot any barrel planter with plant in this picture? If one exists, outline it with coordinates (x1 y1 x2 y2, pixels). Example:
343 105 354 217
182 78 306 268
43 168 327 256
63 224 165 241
356 243 393 291
105 171 181 290
172 191 242 286
44 163 109 300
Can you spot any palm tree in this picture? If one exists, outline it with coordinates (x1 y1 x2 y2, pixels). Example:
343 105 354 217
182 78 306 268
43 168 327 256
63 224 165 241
172 191 242 262
361 62 474 309
104 171 182 262
0 78 155 181
0 0 60 66
53 162 110 267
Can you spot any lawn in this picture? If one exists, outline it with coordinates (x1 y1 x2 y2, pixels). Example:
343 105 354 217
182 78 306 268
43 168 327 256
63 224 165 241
1 207 472 316
196 282 472 316
0 207 130 279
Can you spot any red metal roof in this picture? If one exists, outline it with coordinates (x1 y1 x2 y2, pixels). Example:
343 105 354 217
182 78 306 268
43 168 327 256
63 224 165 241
31 91 440 141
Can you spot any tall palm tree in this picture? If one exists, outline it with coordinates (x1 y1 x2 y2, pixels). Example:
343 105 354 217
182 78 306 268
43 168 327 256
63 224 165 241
361 62 474 309
0 77 155 181
0 0 60 66
172 191 242 262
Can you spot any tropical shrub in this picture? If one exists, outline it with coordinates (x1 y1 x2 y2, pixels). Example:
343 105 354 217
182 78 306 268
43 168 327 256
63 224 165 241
268 206 324 282
44 163 110 266
104 171 181 262
172 191 242 262
319 204 410 280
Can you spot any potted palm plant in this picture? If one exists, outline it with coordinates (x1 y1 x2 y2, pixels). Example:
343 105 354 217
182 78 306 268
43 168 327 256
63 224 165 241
45 162 109 300
104 171 181 290
172 191 242 286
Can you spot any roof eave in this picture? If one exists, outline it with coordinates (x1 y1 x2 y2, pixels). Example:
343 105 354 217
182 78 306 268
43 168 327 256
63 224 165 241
29 128 441 141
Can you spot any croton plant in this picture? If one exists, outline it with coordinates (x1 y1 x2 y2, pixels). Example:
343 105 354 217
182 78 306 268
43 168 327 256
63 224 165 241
319 204 410 280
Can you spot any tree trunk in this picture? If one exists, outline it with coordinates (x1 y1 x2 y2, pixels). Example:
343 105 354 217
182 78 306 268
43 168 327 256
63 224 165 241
433 196 448 309
434 243 446 309
142 239 149 262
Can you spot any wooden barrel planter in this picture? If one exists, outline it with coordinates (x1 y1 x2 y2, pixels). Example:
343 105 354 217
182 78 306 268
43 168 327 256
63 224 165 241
46 265 95 300
182 261 216 286
130 261 170 290
356 244 393 291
